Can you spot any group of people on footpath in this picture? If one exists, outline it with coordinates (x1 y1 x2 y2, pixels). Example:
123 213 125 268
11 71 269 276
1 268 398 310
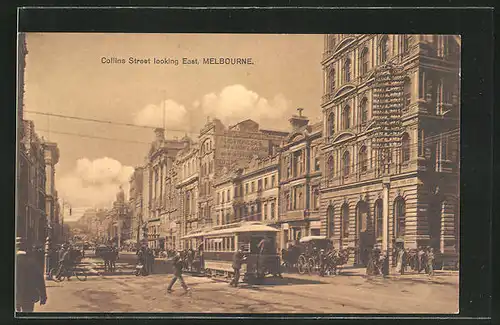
53 243 83 281
366 244 436 277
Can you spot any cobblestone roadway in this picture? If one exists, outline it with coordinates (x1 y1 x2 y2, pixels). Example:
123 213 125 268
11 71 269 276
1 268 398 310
37 259 458 314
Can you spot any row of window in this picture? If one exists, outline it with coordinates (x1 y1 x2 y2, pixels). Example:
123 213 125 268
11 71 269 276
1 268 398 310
216 176 279 205
205 237 235 252
326 135 411 178
326 35 412 92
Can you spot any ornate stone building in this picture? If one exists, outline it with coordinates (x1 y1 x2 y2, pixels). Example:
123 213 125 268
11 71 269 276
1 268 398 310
278 109 323 249
142 128 185 249
319 34 460 266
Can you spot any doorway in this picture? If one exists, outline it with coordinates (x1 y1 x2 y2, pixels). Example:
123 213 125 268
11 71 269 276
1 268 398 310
357 201 373 266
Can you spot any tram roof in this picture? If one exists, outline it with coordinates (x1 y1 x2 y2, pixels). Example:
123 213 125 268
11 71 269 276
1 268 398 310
299 235 328 243
181 222 278 239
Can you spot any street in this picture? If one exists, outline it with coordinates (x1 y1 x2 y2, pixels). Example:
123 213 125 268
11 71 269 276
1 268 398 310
37 252 459 314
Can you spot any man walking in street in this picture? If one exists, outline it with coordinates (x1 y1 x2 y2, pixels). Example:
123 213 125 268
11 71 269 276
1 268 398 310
426 247 435 277
167 251 190 293
16 237 47 312
230 245 247 287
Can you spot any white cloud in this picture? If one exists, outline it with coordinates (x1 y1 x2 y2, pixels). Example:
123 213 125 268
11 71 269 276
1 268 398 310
58 157 134 211
200 84 290 128
133 99 189 129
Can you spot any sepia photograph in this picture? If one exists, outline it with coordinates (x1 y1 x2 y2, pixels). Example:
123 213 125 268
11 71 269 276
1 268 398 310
16 33 461 314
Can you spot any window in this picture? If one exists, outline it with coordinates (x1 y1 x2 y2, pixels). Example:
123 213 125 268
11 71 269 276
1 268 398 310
245 183 249 194
327 112 335 137
402 133 410 163
419 129 425 157
359 146 368 172
394 198 406 238
342 105 351 129
264 203 268 219
380 35 389 64
441 136 449 161
313 187 320 210
343 58 351 83
360 98 368 124
328 156 334 178
250 206 255 220
271 175 276 187
227 190 230 202
327 205 335 237
258 179 262 191
360 47 369 75
264 178 268 189
403 77 412 110
342 204 350 239
217 193 220 204
271 201 275 218
251 182 255 192
343 151 350 176
221 191 225 203
403 35 410 53
329 68 336 92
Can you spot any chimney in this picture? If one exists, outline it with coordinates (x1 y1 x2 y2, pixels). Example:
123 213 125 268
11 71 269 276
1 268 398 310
154 128 165 142
289 108 309 130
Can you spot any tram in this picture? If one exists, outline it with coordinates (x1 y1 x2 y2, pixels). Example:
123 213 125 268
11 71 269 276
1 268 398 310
182 221 281 283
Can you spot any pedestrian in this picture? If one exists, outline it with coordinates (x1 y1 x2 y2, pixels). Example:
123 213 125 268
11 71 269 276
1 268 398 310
147 247 155 275
55 244 73 281
16 237 47 312
426 247 435 277
230 245 247 287
166 251 190 293
417 246 425 273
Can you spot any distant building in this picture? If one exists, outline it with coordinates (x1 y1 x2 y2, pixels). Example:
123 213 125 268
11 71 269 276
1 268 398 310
129 167 144 244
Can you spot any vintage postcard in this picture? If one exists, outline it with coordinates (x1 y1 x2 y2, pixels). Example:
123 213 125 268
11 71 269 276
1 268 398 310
16 33 460 314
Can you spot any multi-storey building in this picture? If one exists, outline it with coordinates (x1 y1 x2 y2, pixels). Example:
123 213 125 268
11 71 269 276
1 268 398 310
18 120 47 250
44 142 61 244
278 109 323 249
129 167 144 244
319 34 460 266
175 136 199 249
143 128 185 249
198 118 287 229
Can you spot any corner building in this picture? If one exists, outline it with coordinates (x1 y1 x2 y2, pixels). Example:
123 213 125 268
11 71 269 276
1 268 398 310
319 34 460 267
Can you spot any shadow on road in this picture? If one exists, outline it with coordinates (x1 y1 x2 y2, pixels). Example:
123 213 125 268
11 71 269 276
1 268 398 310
257 276 327 286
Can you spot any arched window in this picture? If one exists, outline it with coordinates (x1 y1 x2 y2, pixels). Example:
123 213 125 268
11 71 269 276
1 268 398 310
380 36 389 64
327 112 335 137
342 105 351 129
360 47 369 75
401 133 410 163
328 156 334 179
343 151 350 176
327 205 335 237
343 58 351 83
374 199 383 238
360 97 368 124
403 77 412 109
341 203 350 239
359 146 368 172
394 197 406 238
329 68 336 92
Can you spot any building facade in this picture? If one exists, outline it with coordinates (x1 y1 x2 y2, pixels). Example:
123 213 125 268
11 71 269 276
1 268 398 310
129 167 144 244
143 128 185 249
278 109 323 249
175 136 199 249
44 142 61 244
18 120 47 250
198 118 287 230
319 34 460 266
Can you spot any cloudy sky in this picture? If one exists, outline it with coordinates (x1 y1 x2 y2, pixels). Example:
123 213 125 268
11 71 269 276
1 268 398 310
23 33 324 221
